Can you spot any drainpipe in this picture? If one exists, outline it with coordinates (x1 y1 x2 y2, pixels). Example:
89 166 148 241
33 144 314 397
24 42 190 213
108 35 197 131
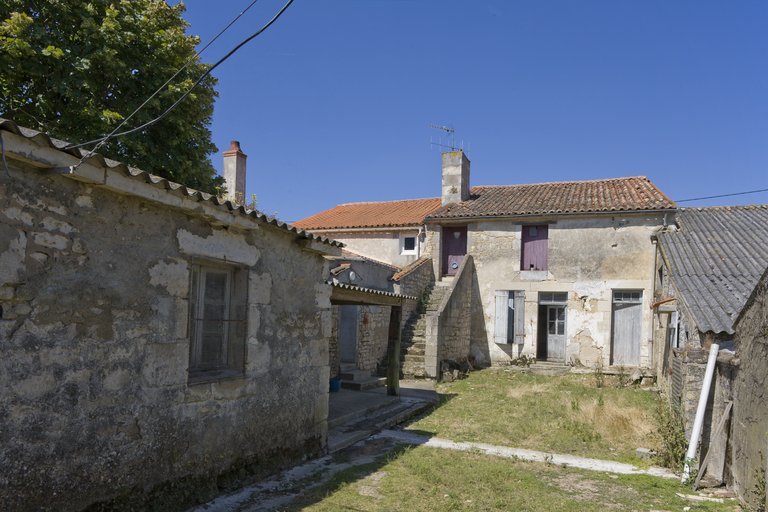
681 342 719 483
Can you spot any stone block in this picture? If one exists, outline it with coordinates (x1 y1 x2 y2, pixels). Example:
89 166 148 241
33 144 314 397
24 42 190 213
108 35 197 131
31 231 69 250
141 343 188 387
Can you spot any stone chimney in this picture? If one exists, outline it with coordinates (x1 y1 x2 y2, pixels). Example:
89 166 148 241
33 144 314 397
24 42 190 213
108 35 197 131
441 150 470 206
222 140 247 204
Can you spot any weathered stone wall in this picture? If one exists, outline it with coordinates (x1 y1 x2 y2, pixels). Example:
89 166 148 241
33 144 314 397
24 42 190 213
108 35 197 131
0 163 334 510
730 273 768 508
356 305 391 373
317 229 425 267
329 306 340 377
424 256 474 378
424 214 663 369
395 257 436 330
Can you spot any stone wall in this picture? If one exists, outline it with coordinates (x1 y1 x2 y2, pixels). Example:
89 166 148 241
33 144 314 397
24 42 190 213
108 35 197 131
318 229 425 267
424 256 474 378
730 272 768 509
356 305 391 373
394 257 436 330
0 160 335 510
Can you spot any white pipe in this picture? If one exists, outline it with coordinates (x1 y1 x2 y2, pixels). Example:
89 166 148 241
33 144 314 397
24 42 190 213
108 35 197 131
681 342 719 483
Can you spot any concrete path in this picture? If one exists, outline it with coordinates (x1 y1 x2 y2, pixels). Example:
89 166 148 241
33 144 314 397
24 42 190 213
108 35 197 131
378 429 678 479
190 429 677 511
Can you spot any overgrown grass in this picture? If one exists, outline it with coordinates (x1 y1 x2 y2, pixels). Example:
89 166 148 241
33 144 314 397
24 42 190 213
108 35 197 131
409 369 660 465
288 446 735 511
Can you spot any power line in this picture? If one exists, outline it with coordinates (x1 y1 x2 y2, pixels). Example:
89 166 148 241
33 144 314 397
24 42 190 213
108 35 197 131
66 0 294 165
675 187 768 203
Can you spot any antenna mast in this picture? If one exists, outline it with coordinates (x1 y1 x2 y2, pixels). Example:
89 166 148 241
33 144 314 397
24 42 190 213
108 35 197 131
429 124 463 151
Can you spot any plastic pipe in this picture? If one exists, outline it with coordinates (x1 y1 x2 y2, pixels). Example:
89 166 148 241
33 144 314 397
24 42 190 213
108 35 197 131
681 342 719 483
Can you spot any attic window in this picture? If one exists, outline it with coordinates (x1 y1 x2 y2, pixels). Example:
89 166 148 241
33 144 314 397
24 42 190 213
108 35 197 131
401 235 417 255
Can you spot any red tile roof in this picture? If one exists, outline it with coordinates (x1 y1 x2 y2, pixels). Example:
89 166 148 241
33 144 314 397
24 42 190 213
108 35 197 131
293 198 442 230
426 176 675 220
294 176 675 230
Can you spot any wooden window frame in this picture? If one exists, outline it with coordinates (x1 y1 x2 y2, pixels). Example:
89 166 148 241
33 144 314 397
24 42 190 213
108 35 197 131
188 262 248 384
400 234 418 255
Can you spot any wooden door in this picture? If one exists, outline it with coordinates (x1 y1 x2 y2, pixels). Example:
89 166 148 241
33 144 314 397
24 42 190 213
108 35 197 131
442 226 467 276
611 291 642 366
546 305 566 362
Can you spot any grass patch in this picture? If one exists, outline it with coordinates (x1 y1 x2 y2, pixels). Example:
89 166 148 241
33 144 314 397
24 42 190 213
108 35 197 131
288 446 735 511
409 369 659 465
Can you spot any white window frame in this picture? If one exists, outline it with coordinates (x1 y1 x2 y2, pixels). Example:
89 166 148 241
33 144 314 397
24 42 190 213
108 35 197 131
399 234 418 256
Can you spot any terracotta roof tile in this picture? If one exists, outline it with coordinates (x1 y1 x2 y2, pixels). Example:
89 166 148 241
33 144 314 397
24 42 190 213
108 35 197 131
293 198 442 230
426 176 675 220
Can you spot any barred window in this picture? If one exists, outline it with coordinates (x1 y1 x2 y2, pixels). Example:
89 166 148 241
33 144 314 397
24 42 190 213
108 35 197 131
188 264 247 383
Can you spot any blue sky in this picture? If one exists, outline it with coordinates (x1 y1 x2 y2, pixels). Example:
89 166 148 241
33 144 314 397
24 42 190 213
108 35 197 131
181 0 767 222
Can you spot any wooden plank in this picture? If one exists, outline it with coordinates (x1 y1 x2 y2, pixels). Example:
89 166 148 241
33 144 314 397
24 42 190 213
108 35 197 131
513 290 526 344
694 400 733 489
494 291 508 344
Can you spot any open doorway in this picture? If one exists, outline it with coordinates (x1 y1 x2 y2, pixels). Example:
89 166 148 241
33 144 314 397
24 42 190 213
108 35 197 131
536 292 567 362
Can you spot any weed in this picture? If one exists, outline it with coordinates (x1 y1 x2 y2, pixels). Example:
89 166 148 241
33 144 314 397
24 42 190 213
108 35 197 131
594 358 605 388
571 398 580 411
544 454 554 466
511 355 536 367
750 452 766 512
653 394 687 470
616 366 629 388
596 394 605 408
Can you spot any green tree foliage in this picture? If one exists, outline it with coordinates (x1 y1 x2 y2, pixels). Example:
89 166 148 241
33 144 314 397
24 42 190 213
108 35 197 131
0 0 223 193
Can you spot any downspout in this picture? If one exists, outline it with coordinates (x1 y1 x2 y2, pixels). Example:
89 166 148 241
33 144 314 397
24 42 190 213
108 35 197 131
681 342 719 483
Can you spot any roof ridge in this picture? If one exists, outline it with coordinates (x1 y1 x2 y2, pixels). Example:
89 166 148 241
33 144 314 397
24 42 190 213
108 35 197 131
337 197 440 206
470 176 649 189
680 204 768 212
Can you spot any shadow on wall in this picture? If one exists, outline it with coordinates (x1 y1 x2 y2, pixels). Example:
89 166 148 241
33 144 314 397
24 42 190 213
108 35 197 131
469 265 490 367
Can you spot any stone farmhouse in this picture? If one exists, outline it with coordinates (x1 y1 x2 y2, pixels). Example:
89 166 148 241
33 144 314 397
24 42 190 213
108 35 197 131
0 119 368 510
297 150 677 378
652 205 768 508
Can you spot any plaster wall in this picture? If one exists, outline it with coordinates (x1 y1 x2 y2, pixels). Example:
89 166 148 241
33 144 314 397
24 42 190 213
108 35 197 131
0 164 334 510
318 229 424 267
424 215 663 369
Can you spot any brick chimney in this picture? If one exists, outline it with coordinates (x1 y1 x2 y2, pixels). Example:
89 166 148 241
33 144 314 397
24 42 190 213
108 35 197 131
222 140 247 204
441 150 470 206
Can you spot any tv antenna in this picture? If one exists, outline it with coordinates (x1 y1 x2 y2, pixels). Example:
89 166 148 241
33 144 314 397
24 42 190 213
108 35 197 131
429 124 466 152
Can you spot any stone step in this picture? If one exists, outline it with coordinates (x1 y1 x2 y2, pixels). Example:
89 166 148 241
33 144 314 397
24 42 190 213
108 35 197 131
529 363 571 377
339 369 376 381
340 376 386 391
403 354 425 363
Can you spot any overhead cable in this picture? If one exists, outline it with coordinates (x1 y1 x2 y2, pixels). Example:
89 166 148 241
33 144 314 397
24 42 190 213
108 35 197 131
675 187 768 203
66 0 295 162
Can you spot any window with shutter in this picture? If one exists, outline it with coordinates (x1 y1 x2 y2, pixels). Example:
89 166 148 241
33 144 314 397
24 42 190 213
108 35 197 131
495 290 525 345
189 264 247 383
520 225 549 271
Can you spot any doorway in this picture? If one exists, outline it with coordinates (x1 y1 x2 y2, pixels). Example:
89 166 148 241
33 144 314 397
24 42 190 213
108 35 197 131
442 226 467 276
536 292 567 363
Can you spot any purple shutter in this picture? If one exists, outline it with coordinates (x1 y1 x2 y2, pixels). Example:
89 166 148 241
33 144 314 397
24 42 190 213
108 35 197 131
521 225 548 271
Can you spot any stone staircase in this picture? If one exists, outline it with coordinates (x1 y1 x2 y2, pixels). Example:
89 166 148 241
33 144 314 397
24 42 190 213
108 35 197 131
339 364 386 391
399 284 449 379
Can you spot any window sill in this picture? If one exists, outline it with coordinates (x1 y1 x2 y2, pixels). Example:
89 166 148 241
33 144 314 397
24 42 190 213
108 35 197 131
188 368 245 386
519 270 549 281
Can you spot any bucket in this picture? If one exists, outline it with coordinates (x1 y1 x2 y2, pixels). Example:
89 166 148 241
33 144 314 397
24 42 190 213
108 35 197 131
329 377 341 393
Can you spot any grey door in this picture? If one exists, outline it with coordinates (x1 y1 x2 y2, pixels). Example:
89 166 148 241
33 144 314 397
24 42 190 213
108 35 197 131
546 305 566 362
339 305 358 364
611 291 642 366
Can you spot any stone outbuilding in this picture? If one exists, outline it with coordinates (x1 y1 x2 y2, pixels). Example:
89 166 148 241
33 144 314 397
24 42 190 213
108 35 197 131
652 205 768 506
0 119 342 511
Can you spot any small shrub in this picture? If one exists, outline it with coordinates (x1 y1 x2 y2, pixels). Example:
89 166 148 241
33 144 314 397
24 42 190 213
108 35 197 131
654 394 687 470
511 355 536 367
616 366 629 388
594 359 605 388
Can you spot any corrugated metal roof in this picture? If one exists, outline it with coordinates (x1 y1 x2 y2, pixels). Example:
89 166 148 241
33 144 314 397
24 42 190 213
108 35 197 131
328 280 417 301
426 177 676 220
294 198 442 230
658 205 768 334
0 118 341 247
